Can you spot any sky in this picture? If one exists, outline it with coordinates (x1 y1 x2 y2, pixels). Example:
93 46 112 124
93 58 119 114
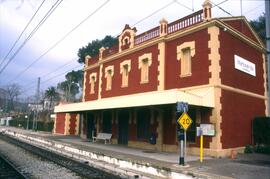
0 0 265 99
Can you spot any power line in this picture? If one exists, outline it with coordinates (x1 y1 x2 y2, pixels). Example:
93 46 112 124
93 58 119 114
0 0 46 69
21 58 76 89
174 0 194 12
20 64 83 96
212 0 229 8
0 0 64 75
211 0 233 16
131 0 176 27
243 3 264 15
9 0 110 83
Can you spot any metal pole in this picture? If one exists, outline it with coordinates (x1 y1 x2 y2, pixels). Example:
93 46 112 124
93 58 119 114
179 130 184 165
265 0 270 115
184 108 187 161
200 135 203 163
32 110 35 130
184 130 186 161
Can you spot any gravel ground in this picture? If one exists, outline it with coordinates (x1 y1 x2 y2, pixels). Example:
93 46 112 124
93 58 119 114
0 138 82 179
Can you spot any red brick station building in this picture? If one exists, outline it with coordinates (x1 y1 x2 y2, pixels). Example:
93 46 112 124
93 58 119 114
54 1 268 157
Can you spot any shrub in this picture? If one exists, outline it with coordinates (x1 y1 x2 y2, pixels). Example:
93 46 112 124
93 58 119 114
255 145 270 154
244 145 253 153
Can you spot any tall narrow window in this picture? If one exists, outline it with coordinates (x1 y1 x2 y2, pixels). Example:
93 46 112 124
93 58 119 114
89 73 97 94
120 60 131 87
138 53 152 84
181 48 191 76
105 66 114 91
106 70 112 90
122 65 129 87
177 41 195 77
141 59 149 83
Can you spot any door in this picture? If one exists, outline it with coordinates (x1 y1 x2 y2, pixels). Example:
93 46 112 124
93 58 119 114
86 112 95 140
103 111 112 133
118 110 129 145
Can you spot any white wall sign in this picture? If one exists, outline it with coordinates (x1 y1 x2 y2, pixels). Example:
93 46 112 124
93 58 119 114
200 124 215 136
234 55 256 76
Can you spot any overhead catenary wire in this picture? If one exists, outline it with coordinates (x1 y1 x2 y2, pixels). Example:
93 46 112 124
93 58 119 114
0 0 46 70
210 0 233 16
174 0 194 12
0 0 64 75
21 58 76 90
20 63 83 96
20 0 178 97
9 0 110 84
243 3 264 16
17 0 212 97
10 0 259 97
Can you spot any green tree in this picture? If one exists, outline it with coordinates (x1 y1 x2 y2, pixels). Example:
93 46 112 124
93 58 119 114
77 35 118 63
57 70 83 102
44 86 59 110
250 14 266 43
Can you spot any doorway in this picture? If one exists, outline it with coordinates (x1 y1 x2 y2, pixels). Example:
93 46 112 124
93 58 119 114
102 111 112 133
86 112 95 140
118 109 129 145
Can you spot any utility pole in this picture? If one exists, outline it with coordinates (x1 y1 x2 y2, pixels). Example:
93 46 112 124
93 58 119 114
32 77 40 131
266 0 270 115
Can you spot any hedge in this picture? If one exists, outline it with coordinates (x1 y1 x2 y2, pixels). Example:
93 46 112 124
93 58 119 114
253 117 270 145
8 117 54 132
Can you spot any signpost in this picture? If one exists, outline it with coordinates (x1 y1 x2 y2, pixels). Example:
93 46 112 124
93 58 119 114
176 102 192 166
196 124 215 165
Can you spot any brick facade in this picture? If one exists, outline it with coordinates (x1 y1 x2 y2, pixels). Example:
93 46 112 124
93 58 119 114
54 5 267 157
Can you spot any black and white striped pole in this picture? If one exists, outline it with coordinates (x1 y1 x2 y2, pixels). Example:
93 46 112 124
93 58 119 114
176 102 189 166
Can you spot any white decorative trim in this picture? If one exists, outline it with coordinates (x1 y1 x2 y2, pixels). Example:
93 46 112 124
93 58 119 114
90 73 97 82
176 41 195 60
138 53 152 69
158 42 165 91
98 64 103 99
90 72 97 94
105 65 114 77
120 60 131 74
177 41 195 77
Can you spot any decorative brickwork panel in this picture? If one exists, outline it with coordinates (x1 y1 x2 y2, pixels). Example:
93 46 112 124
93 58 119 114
221 90 265 148
101 45 159 98
165 29 210 89
69 113 78 135
84 68 99 101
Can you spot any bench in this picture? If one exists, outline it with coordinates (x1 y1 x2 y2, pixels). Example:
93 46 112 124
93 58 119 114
92 133 112 144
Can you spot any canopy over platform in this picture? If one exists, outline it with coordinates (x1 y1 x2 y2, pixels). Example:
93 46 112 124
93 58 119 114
54 87 214 113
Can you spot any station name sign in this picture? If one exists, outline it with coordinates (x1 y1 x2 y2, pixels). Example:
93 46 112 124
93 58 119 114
234 55 256 77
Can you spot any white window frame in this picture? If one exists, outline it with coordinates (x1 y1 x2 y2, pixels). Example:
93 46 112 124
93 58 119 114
105 65 114 91
177 41 195 77
138 53 152 84
120 60 131 87
89 73 97 94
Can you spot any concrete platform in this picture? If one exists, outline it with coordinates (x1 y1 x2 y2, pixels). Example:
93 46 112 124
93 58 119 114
1 126 270 179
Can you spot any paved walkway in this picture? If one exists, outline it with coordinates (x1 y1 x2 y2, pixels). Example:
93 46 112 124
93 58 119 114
1 126 270 179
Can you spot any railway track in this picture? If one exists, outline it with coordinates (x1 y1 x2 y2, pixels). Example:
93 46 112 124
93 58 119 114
0 134 121 179
0 153 27 179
